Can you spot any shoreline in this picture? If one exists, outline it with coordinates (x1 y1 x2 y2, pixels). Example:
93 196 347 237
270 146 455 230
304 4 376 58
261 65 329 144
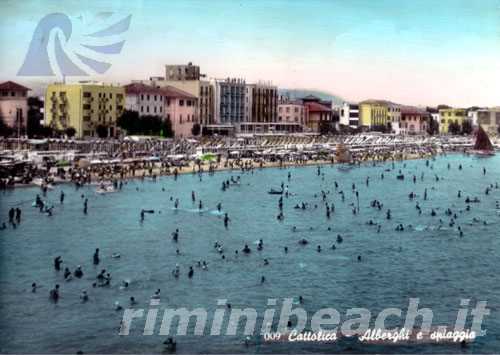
3 150 438 191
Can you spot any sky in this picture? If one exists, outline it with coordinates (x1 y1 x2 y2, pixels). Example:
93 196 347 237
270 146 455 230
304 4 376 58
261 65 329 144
1 0 499 107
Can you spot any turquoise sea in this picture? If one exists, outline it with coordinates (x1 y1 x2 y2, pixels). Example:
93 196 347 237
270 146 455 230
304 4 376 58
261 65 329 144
1 154 499 353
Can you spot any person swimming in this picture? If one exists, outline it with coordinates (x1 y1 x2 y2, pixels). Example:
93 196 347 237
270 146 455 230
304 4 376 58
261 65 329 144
242 244 251 253
80 290 88 302
93 248 100 265
54 256 63 271
49 284 60 302
172 229 179 242
64 267 72 280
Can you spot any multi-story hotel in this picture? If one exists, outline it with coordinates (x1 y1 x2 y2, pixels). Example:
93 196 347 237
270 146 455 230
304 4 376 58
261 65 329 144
212 78 246 132
400 106 429 135
278 100 308 126
161 63 214 127
124 83 165 117
124 82 197 138
359 100 390 130
301 95 332 132
338 102 359 129
45 82 124 138
239 82 281 133
0 81 30 131
475 108 500 135
386 102 401 134
438 107 466 134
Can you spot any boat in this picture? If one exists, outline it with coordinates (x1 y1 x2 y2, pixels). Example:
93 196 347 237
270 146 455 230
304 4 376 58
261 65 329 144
268 188 283 195
337 164 353 172
469 126 495 156
96 185 117 194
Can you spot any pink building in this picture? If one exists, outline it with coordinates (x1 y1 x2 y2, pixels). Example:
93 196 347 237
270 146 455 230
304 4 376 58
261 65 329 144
400 106 429 135
278 101 308 126
0 81 30 131
124 83 197 138
162 86 197 138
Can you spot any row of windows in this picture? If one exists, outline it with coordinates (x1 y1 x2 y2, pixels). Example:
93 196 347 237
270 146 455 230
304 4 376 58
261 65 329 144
278 107 304 113
139 94 192 107
141 105 163 114
1 91 26 97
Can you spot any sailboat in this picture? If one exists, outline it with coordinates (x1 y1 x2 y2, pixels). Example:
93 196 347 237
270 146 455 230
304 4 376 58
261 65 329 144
470 126 495 156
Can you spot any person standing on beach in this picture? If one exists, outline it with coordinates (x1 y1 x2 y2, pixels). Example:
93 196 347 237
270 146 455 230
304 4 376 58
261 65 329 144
60 191 65 204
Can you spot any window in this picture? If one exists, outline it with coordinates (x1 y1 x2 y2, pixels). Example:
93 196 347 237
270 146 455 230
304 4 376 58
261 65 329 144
83 92 91 97
147 106 149 113
179 114 183 124
141 106 144 112
160 106 162 113
154 107 157 113
179 100 184 106
166 99 170 106
147 94 150 101
110 93 113 98
1 91 7 97
141 94 144 100
187 100 192 107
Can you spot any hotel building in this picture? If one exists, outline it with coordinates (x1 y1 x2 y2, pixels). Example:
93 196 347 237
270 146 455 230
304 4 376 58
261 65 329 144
45 82 124 138
0 81 30 131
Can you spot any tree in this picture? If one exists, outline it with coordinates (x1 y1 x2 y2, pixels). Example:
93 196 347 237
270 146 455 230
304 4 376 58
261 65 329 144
96 124 108 138
117 110 173 137
427 118 439 135
461 119 473 135
117 110 140 134
0 119 12 137
191 123 201 136
65 127 76 137
161 117 174 138
448 121 461 135
319 120 332 135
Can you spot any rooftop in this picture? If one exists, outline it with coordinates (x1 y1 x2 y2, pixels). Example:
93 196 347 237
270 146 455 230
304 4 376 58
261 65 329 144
0 81 30 92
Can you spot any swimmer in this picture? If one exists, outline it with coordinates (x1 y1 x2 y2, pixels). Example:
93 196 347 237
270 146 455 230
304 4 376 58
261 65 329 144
49 284 60 302
93 248 100 265
80 290 88 302
54 256 63 271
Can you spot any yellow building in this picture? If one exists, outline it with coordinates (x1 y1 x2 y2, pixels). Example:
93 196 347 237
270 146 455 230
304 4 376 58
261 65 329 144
359 100 389 129
438 108 466 134
45 83 125 138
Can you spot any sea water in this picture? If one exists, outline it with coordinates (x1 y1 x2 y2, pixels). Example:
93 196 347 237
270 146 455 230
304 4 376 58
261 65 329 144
1 154 499 353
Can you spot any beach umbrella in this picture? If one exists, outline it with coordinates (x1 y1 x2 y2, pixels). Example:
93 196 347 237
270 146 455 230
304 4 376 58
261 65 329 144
201 153 216 161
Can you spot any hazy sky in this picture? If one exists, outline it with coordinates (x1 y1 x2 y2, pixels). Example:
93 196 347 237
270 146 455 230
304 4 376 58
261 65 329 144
1 0 499 106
